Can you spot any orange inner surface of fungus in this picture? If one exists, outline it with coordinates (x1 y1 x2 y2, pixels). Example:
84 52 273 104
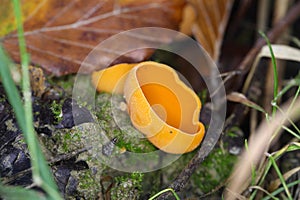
141 83 182 129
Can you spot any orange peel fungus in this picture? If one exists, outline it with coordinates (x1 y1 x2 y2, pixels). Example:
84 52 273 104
91 61 205 154
91 63 137 94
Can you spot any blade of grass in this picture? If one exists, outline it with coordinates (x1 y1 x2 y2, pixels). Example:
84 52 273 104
243 44 300 95
282 126 300 139
286 84 300 113
11 0 40 183
0 0 62 199
250 75 300 199
273 73 300 102
274 85 300 138
0 46 61 200
273 142 300 159
250 142 300 199
149 188 180 200
249 186 279 200
267 154 292 200
0 47 26 130
269 166 300 192
249 160 273 200
0 184 47 200
259 31 278 117
250 141 300 199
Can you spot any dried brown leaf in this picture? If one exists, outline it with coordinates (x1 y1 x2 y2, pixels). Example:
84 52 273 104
3 0 185 76
182 0 233 61
227 92 266 114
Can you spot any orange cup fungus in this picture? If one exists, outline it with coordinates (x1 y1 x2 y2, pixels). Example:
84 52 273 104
91 61 205 154
91 63 137 94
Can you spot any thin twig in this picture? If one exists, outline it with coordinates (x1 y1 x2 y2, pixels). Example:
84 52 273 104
49 147 91 164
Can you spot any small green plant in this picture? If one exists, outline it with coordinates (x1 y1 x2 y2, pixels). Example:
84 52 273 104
50 100 63 124
192 147 237 193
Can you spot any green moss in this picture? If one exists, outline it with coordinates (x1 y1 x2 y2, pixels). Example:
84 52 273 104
191 147 237 194
46 75 75 94
65 130 81 150
67 169 102 199
139 150 196 198
40 92 237 198
141 146 236 197
111 172 144 200
50 100 63 124
39 89 237 198
77 170 98 190
94 92 157 154
40 122 106 199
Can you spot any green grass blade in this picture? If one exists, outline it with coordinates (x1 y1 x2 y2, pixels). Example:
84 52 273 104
259 31 279 117
148 188 180 200
11 0 41 182
0 46 61 200
0 184 47 200
273 73 300 102
268 154 292 200
287 85 300 113
4 0 63 199
282 126 300 140
0 46 26 131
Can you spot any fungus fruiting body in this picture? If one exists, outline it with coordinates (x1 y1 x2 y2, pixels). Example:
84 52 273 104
91 63 137 94
92 61 205 154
